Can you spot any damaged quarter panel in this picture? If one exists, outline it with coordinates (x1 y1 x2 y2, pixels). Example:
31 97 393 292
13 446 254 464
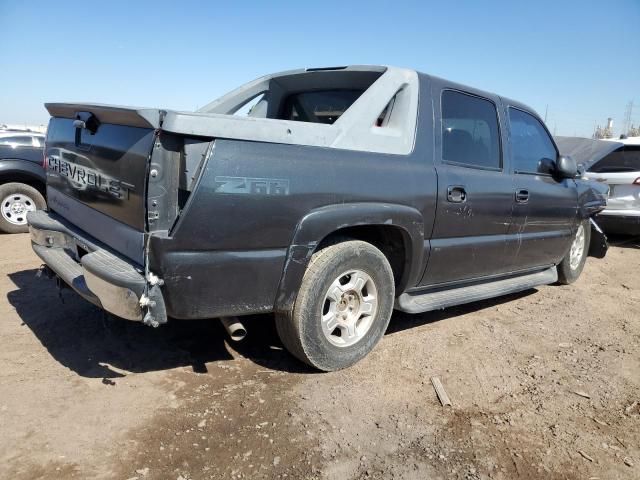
149 134 435 319
576 178 608 218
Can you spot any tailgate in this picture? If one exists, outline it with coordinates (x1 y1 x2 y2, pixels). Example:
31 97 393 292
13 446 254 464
45 105 161 231
43 104 164 263
42 103 212 264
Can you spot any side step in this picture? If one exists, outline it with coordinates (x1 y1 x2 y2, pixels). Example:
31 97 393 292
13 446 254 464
395 267 557 314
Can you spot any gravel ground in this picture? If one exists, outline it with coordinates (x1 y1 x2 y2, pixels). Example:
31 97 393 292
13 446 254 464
0 233 638 480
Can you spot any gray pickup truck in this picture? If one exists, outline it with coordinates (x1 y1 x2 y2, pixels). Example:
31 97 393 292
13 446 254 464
28 66 608 370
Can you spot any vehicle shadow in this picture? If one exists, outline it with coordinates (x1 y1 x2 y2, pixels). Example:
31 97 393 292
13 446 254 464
7 268 534 378
607 234 640 250
6 269 313 378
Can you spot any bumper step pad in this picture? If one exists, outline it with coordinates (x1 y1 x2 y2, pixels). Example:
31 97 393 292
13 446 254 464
28 210 167 324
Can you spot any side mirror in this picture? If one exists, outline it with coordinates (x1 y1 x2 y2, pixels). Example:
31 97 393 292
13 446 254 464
538 158 556 175
556 155 577 178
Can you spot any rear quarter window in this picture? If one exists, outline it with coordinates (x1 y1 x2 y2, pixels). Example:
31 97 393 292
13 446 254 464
0 135 33 146
588 145 640 173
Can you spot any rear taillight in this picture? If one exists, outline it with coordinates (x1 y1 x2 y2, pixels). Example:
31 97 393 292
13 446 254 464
634 177 640 185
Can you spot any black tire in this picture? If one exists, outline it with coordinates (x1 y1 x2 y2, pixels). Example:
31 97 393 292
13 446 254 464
0 182 46 234
557 219 591 285
276 240 395 371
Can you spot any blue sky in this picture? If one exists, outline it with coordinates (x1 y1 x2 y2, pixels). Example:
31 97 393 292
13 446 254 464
1 0 639 137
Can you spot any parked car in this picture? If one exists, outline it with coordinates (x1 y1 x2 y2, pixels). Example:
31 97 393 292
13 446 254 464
0 132 47 233
556 136 640 236
588 138 639 235
28 66 608 370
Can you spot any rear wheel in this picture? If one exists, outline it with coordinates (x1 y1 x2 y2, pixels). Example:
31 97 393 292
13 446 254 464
557 219 591 284
276 240 395 371
0 183 46 234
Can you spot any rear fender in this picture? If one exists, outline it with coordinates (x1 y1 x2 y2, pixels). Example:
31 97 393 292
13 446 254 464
0 159 46 185
274 202 425 312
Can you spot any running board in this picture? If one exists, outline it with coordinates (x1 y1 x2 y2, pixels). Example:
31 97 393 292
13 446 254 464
395 267 558 314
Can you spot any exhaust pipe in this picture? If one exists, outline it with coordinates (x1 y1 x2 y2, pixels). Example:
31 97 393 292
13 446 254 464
220 317 247 341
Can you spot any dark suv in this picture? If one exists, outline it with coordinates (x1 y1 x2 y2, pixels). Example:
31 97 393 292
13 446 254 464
0 132 47 233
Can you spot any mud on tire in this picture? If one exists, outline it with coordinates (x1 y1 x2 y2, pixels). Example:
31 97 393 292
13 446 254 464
276 240 395 371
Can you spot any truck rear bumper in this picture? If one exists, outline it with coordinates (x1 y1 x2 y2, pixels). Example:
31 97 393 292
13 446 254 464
27 210 167 324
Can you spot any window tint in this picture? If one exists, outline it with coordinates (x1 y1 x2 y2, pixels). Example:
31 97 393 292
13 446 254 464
0 135 33 146
442 90 501 169
509 108 557 173
588 145 640 173
279 89 364 124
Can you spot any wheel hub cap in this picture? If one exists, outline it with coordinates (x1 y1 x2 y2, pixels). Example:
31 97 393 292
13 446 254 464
1 193 37 226
569 224 586 270
321 270 378 348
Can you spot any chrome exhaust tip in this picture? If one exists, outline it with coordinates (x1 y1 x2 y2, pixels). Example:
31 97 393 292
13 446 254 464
220 317 247 341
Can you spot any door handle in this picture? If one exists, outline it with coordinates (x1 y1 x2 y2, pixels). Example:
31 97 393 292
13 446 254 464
515 189 529 204
447 185 467 203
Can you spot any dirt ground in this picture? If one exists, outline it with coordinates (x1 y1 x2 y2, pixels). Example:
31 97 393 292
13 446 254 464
0 233 638 480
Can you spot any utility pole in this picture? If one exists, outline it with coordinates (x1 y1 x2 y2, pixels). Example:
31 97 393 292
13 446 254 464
544 104 548 123
623 101 633 135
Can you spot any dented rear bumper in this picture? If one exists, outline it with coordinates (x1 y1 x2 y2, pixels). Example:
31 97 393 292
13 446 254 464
27 210 167 325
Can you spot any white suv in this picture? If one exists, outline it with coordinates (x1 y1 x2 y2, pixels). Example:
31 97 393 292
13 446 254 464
586 137 640 235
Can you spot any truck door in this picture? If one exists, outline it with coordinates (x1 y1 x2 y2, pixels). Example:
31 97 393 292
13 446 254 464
420 88 517 286
504 107 578 269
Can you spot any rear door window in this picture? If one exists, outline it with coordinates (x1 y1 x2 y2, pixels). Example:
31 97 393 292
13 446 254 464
509 108 557 174
441 90 501 169
588 146 640 173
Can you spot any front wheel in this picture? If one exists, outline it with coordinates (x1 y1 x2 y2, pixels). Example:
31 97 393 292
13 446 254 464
557 219 591 285
276 240 395 371
0 182 46 234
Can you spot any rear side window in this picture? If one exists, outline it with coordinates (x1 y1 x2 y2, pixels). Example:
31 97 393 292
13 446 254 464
441 90 501 169
509 108 557 174
279 89 364 124
588 146 640 173
0 135 33 146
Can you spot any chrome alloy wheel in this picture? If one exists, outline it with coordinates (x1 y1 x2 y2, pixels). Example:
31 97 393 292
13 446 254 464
569 224 586 270
321 269 378 347
1 193 36 226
